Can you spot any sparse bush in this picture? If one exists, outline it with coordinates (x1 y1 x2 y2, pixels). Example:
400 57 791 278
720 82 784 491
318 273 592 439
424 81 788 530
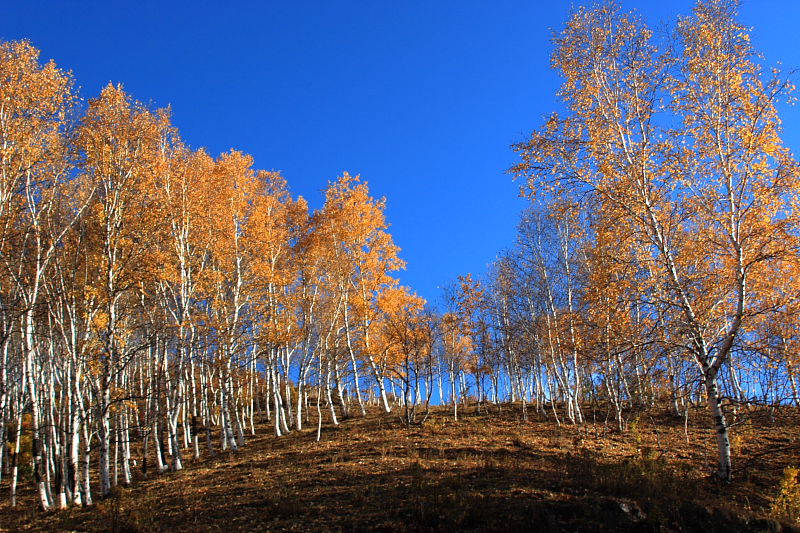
730 419 755 456
771 466 800 525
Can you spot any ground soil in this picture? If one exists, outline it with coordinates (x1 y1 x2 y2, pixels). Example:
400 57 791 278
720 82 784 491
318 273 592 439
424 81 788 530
0 403 798 532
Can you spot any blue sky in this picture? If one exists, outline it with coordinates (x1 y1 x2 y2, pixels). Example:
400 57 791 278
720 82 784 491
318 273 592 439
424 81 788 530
3 1 799 305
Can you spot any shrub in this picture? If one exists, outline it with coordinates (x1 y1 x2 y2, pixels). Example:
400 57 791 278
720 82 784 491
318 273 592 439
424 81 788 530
770 466 800 525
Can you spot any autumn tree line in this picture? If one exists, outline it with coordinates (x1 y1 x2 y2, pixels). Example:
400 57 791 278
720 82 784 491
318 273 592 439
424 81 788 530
437 0 799 487
0 0 797 514
498 0 800 484
0 38 444 510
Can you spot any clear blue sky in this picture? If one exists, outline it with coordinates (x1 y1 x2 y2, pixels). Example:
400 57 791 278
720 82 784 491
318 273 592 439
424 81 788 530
3 1 799 305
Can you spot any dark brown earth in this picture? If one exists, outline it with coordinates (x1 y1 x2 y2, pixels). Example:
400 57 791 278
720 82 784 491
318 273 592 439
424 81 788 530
1 403 798 532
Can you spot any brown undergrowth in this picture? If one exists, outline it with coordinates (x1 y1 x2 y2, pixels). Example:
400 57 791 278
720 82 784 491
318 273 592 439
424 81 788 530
0 403 798 532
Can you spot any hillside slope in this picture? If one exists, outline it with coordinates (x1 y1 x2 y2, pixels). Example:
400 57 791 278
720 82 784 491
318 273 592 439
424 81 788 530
1 405 798 532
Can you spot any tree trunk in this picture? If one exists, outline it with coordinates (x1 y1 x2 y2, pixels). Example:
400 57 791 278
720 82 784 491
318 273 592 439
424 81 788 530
705 373 732 481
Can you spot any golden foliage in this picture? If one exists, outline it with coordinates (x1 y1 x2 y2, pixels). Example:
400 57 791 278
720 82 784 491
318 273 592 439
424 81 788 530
771 466 800 525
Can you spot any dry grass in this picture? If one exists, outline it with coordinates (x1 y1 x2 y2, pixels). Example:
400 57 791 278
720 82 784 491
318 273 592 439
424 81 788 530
1 403 799 532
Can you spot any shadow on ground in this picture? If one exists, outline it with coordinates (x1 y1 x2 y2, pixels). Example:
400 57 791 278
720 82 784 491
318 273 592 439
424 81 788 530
3 406 799 533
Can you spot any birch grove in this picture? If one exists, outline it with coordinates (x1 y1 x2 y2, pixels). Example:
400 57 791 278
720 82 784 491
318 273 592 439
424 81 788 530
0 0 798 514
0 42 420 509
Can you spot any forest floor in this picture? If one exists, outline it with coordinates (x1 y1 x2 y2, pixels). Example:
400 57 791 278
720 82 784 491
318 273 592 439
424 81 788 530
0 403 798 532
